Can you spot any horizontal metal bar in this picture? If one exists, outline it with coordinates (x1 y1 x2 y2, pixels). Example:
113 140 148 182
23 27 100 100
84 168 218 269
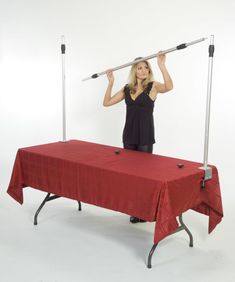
82 37 207 81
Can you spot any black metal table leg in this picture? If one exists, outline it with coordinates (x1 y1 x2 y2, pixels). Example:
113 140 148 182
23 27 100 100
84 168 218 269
147 213 193 268
34 193 51 225
147 243 158 268
78 201 82 211
34 193 82 225
34 193 61 225
178 214 193 247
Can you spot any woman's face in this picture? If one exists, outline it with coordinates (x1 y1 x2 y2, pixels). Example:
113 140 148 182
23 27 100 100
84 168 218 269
136 62 150 80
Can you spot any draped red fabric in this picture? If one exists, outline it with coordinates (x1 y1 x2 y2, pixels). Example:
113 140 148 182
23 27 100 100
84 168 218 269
7 140 223 244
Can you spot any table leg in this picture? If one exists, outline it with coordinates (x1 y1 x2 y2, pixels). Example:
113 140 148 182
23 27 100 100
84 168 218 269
34 193 61 225
178 214 193 247
147 213 193 268
34 193 82 225
147 243 158 268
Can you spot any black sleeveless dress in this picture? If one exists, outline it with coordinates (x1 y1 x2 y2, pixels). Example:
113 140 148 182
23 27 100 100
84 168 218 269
122 82 155 145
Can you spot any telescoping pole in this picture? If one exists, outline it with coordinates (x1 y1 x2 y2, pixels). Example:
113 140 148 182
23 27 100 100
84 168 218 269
82 37 207 81
199 35 215 187
61 35 66 142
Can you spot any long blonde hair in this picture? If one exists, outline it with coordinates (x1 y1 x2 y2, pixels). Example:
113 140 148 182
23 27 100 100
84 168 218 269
127 58 154 94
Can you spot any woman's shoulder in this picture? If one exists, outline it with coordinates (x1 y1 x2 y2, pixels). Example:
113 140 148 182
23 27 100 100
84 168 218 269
123 84 130 93
148 81 161 91
149 81 157 87
145 81 155 91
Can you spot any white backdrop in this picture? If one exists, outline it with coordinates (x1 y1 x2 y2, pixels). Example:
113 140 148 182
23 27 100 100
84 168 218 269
0 0 234 202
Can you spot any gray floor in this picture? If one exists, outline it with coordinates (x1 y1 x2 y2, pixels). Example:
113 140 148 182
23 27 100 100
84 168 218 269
0 187 234 282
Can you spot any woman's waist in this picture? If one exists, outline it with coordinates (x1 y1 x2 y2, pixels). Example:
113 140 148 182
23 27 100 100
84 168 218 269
126 106 153 113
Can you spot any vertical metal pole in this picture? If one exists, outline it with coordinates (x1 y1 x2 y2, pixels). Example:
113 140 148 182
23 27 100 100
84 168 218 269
61 35 66 142
199 35 214 182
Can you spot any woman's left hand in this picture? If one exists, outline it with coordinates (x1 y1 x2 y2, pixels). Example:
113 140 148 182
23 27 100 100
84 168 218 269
157 52 166 67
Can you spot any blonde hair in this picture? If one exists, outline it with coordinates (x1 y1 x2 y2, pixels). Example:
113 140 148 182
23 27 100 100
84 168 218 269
127 58 154 94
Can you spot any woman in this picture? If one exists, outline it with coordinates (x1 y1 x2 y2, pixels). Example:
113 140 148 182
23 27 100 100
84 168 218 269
103 53 173 223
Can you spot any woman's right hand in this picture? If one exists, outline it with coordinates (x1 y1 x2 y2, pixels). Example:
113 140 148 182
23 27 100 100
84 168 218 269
106 69 114 84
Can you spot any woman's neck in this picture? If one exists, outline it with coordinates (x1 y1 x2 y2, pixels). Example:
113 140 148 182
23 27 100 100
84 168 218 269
137 78 144 85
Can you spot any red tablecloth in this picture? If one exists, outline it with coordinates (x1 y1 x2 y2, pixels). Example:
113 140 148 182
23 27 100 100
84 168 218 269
7 140 223 243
